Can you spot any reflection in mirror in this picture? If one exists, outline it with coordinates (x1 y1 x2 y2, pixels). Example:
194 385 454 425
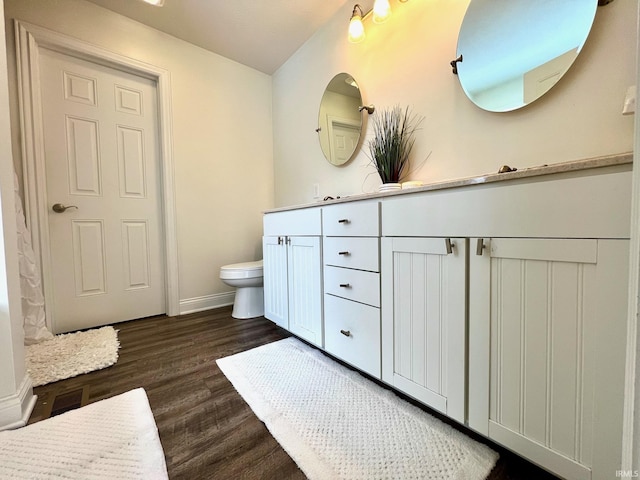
456 0 598 112
318 73 363 166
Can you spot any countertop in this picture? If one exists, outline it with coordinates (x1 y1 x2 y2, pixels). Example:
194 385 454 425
265 152 633 214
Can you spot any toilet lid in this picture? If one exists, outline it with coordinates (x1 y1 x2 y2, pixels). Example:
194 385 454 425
220 260 263 279
221 260 263 271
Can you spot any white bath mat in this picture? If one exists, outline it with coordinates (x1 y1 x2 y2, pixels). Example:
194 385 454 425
217 338 499 480
26 326 120 387
0 388 168 479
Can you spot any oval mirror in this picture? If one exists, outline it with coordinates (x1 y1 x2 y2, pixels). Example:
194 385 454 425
317 73 364 166
455 0 598 112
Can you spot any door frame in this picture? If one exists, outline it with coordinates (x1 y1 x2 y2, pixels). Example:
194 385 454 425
14 20 180 330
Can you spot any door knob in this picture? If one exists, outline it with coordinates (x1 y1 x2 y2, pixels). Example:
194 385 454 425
52 203 78 213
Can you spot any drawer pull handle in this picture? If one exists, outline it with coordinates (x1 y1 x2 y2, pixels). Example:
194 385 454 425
476 238 485 256
338 219 350 224
339 283 351 288
340 329 351 337
445 238 455 255
338 251 350 256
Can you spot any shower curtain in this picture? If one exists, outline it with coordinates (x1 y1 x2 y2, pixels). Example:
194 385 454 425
15 173 52 345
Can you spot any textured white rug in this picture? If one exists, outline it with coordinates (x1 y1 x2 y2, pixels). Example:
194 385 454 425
26 326 120 387
0 388 168 479
217 338 499 480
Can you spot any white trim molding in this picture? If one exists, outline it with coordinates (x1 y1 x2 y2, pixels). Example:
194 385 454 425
179 292 235 315
14 20 180 325
0 375 36 431
622 5 640 473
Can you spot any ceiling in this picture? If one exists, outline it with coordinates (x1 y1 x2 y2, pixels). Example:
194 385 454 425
83 0 355 74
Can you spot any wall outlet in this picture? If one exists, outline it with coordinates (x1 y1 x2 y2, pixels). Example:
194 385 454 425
622 85 636 115
313 183 320 199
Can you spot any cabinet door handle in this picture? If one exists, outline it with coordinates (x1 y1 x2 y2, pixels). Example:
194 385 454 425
445 238 455 254
286 236 291 245
338 219 350 224
338 251 350 256
339 283 351 288
277 236 283 245
476 238 485 256
340 329 351 337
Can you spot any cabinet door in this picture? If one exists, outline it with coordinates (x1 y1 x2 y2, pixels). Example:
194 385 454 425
381 237 467 423
287 236 323 347
469 238 628 480
263 236 288 329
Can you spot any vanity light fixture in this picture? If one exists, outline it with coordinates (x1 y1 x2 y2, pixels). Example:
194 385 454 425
348 5 366 43
372 0 392 23
140 0 164 6
348 0 409 43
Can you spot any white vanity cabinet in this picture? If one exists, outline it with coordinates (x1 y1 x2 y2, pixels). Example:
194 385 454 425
380 237 467 423
322 201 382 378
263 157 633 480
263 207 323 347
382 164 632 480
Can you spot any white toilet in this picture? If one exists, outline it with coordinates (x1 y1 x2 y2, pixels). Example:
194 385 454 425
219 260 264 319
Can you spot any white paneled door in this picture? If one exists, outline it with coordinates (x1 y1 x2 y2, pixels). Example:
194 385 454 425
39 50 165 333
381 237 467 424
263 236 289 329
468 238 629 480
287 236 322 347
328 119 360 165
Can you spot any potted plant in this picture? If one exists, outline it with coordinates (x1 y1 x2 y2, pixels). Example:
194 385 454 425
368 105 422 190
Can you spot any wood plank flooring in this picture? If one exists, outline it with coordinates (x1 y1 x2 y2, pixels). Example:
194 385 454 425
28 307 559 480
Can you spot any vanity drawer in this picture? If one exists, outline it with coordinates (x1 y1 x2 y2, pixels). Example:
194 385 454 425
324 294 381 379
323 201 380 237
324 266 380 307
263 207 322 236
323 237 379 272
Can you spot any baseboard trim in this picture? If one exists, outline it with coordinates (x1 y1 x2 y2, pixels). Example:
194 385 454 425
179 292 235 315
0 374 36 431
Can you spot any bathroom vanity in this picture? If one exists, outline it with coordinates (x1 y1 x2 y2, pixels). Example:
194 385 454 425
262 154 632 480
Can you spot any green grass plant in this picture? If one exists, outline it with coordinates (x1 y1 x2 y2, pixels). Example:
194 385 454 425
368 106 422 184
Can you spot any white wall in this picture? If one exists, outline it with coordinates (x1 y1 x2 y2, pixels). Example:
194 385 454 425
3 0 274 311
0 0 34 429
273 0 637 207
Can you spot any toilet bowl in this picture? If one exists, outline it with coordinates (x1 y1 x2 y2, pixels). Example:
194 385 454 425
219 260 264 319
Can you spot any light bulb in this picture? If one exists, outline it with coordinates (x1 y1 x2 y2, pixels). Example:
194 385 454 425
141 0 164 6
348 14 366 43
373 0 392 24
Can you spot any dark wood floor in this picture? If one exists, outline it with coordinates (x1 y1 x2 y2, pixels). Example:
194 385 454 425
28 307 560 480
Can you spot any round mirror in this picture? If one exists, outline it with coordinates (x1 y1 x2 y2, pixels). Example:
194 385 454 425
317 73 364 166
456 0 598 112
